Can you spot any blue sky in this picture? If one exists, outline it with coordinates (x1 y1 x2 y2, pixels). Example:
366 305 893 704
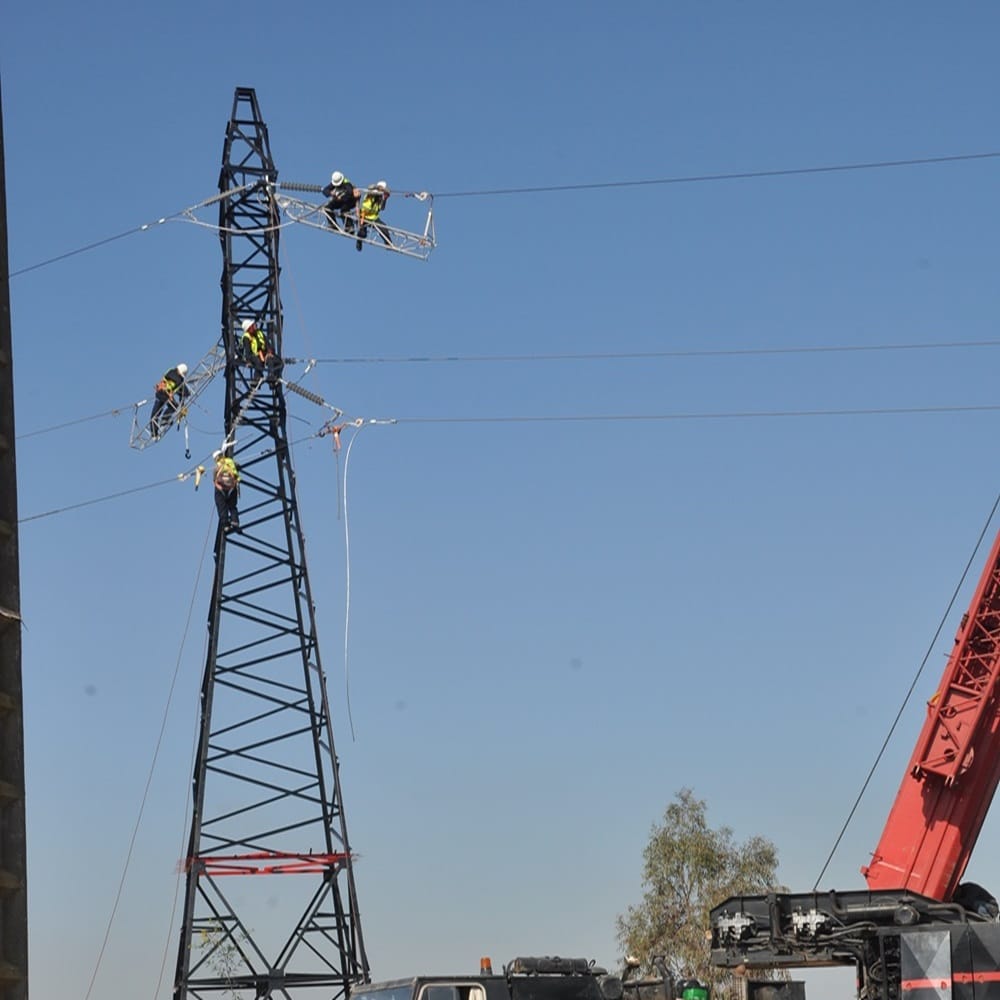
5 3 1000 998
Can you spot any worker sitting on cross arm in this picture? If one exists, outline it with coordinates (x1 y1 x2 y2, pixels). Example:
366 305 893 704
322 170 359 233
149 363 190 439
357 181 392 251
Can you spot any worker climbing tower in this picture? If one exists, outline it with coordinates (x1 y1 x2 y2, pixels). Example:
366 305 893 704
173 88 369 1000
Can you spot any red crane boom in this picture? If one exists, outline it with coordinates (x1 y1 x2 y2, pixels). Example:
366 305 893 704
862 527 1000 900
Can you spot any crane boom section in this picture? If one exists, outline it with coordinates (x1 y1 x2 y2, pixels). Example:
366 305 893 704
863 527 1000 899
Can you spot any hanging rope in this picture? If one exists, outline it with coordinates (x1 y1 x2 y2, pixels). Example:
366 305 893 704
83 508 217 1000
322 417 396 742
341 422 366 742
153 508 217 1000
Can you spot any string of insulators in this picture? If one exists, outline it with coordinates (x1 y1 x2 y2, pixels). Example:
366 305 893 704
283 380 329 407
279 182 324 194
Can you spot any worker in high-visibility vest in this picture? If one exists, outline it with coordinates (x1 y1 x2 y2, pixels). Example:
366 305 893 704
241 317 283 381
322 170 359 233
149 363 189 439
213 450 241 533
240 319 270 374
356 180 392 251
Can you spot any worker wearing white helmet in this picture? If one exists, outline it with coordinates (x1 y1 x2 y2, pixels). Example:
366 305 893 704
357 180 392 252
148 362 191 440
322 169 359 234
240 317 275 377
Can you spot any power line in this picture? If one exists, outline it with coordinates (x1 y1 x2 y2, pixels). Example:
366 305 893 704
18 476 178 523
22 337 999 446
434 151 1000 198
8 151 999 280
393 402 1000 425
19 428 328 523
9 220 172 279
18 401 1000 523
19 346 1000 452
16 401 141 440
7 184 254 279
306 337 1000 367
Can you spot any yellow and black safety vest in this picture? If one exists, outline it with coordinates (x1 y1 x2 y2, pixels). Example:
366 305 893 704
243 328 267 361
215 457 240 488
361 191 386 221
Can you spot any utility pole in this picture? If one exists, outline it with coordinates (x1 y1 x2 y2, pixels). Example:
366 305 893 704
0 76 28 1000
173 87 369 1000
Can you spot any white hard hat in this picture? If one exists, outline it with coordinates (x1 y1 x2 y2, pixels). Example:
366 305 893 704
176 363 188 376
331 170 345 185
241 319 255 333
212 450 222 460
375 180 388 191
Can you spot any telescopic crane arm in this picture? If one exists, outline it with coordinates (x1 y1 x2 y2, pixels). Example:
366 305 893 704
709 527 1000 997
862 527 1000 901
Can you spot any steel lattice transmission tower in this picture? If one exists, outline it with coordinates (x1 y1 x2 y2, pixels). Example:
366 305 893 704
173 87 369 1000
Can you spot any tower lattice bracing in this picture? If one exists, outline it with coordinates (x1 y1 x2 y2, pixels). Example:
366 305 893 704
173 87 369 1000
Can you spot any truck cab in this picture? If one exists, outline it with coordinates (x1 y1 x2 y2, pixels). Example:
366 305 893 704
354 957 624 1000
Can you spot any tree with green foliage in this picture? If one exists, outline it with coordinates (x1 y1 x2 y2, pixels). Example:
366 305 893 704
616 789 782 994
